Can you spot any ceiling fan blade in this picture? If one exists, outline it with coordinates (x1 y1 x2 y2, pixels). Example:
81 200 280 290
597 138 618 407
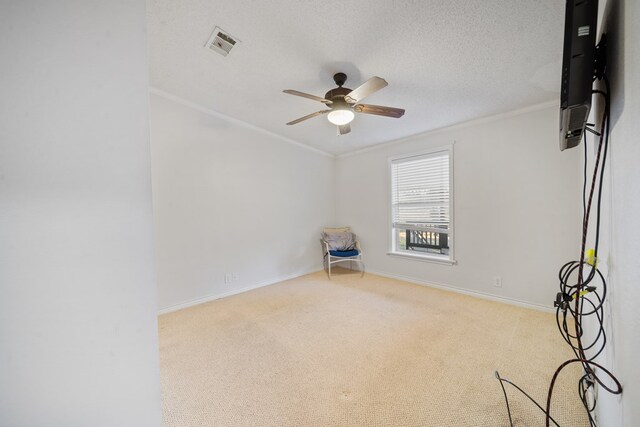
344 76 388 103
283 90 332 104
286 110 329 125
337 123 351 135
354 103 405 118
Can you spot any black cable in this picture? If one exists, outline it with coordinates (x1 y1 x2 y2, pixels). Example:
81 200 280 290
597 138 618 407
546 359 622 427
544 79 621 426
495 371 514 427
496 77 621 426
583 133 588 215
592 84 611 260
495 371 561 427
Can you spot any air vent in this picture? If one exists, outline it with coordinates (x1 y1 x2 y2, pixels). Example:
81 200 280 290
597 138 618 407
205 27 240 57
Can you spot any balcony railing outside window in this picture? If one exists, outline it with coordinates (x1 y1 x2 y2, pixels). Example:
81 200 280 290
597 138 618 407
397 229 449 255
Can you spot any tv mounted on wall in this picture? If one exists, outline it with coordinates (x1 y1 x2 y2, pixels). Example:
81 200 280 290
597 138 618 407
559 0 599 151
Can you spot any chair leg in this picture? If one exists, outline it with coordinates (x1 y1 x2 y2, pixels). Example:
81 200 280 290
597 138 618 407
328 259 332 279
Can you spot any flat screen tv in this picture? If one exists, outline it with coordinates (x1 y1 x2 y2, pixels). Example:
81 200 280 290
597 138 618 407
559 0 599 151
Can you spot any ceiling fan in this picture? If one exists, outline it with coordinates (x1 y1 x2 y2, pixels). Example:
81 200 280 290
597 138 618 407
283 72 405 135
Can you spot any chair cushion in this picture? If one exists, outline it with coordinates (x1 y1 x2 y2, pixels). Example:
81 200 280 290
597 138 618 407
322 232 356 251
329 249 359 257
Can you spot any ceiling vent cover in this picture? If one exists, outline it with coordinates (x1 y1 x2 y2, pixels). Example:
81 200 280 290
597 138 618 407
205 27 239 57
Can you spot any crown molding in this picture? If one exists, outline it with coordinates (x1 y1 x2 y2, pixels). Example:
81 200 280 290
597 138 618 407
149 87 335 159
338 100 558 158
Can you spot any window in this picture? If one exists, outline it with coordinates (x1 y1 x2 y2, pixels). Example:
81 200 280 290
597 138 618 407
389 146 454 262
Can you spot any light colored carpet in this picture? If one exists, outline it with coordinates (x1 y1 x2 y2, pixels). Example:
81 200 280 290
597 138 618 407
159 269 589 426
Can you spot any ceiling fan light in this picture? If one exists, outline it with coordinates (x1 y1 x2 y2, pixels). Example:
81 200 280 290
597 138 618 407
327 109 355 125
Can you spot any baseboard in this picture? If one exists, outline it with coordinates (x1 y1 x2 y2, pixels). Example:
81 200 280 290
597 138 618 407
367 269 555 313
158 267 323 315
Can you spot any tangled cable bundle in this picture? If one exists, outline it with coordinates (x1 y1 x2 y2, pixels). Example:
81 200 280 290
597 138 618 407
495 77 622 427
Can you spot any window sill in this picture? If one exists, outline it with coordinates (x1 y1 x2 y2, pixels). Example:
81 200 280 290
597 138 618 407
386 251 457 265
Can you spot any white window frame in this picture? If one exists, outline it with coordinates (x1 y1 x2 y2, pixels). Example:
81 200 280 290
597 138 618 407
387 144 456 265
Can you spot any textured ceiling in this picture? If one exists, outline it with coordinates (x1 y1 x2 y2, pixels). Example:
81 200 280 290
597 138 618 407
147 0 564 155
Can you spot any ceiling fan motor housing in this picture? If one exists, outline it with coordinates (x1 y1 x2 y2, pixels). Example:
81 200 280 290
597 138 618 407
325 72 352 104
324 86 352 104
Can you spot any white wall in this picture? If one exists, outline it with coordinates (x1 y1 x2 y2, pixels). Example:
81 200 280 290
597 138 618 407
592 0 640 425
0 2 161 426
336 105 582 308
149 93 335 311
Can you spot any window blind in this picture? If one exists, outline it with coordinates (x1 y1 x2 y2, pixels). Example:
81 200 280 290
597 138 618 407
391 150 450 233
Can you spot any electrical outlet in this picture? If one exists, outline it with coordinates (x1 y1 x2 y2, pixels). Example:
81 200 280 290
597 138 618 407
232 272 238 282
494 276 503 287
224 273 232 284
